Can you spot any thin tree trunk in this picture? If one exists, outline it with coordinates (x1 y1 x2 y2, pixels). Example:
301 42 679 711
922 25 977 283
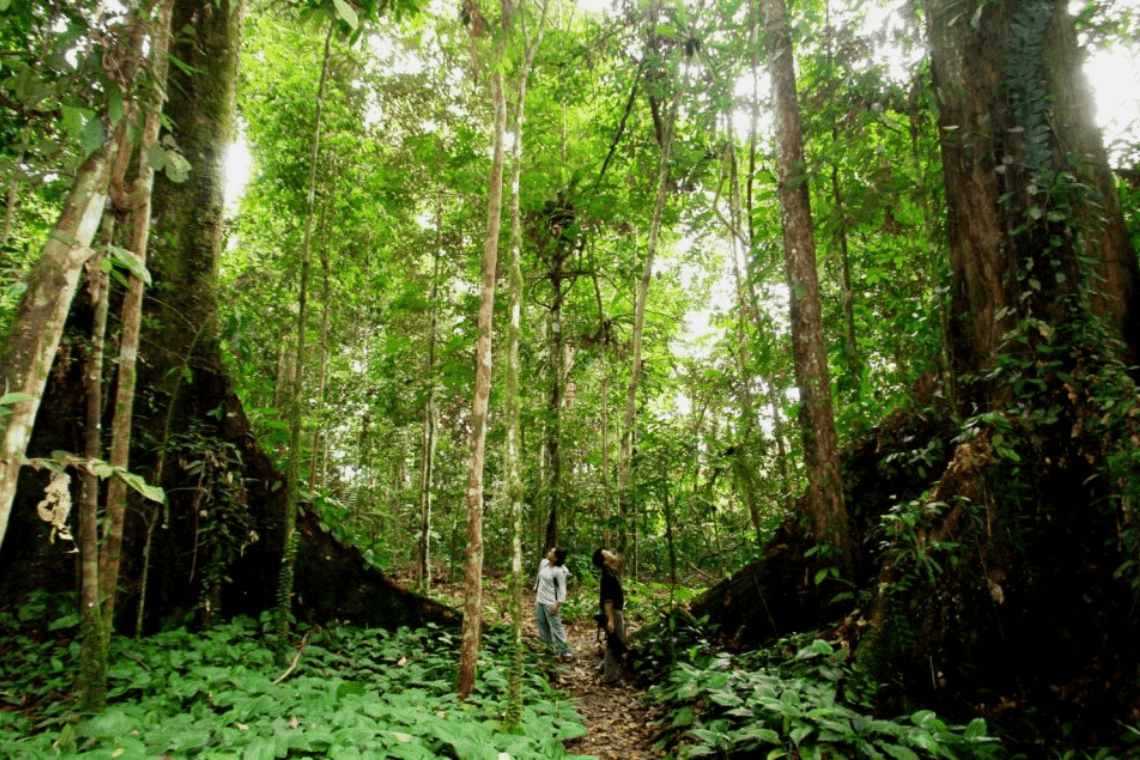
720 118 765 545
762 0 854 575
823 3 860 402
77 214 113 710
601 359 611 547
617 49 685 557
745 3 795 516
100 0 174 625
273 338 290 411
309 237 332 494
907 77 957 410
830 159 860 400
280 22 334 653
503 1 545 726
544 273 564 550
457 0 510 700
0 145 117 549
417 242 441 593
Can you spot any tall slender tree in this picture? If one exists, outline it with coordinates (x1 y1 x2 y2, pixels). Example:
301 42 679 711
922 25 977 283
457 0 510 700
278 19 335 658
616 28 685 558
503 0 547 725
761 0 854 575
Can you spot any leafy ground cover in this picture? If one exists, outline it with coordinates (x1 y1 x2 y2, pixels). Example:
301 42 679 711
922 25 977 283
640 621 1000 760
1 597 588 759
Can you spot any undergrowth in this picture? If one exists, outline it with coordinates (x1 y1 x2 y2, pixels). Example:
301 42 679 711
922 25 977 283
640 618 999 760
1 597 587 759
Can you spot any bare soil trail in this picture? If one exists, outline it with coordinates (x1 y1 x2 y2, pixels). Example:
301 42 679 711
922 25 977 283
535 619 666 760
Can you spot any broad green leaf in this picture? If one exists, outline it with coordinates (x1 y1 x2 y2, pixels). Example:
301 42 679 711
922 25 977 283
115 469 165 503
106 245 153 285
882 745 920 760
332 0 358 28
107 85 123 125
964 717 989 740
61 105 87 138
81 116 104 157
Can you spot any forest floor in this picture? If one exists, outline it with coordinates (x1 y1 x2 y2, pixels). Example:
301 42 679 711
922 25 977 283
425 572 668 760
534 619 665 760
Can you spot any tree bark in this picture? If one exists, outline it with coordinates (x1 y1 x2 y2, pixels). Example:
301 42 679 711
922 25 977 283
417 243 441 594
457 0 509 700
77 218 113 710
503 1 545 726
0 147 115 549
928 0 1140 393
309 236 332 494
101 0 175 625
762 0 854 575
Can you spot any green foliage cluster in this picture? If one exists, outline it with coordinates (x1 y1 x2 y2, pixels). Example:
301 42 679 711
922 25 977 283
3 610 588 760
648 637 996 760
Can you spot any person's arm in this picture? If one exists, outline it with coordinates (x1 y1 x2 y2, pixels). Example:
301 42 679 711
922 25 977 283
552 568 566 613
604 599 614 633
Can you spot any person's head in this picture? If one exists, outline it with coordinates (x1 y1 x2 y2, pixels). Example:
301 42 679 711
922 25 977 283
546 546 568 566
592 547 620 571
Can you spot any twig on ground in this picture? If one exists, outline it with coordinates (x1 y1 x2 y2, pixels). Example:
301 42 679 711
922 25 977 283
272 632 310 685
122 651 152 670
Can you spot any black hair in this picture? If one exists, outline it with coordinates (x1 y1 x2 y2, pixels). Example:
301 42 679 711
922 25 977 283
592 547 605 569
552 547 568 566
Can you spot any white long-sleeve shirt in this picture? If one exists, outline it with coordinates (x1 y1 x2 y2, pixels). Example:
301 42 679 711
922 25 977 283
534 559 570 605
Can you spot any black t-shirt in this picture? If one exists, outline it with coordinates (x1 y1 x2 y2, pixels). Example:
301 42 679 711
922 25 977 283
599 569 624 612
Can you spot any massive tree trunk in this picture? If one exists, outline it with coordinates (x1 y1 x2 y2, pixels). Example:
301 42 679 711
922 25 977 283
761 0 854 575
0 0 461 639
930 0 1140 392
691 0 1140 745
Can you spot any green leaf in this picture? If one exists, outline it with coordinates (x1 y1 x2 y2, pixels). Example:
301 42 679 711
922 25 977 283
61 105 87 138
242 739 278 760
81 116 104 157
332 0 358 28
336 681 366 700
809 638 833 655
78 708 139 739
882 745 920 760
107 85 124 125
1 392 33 406
964 717 988 740
672 705 696 727
106 245 153 285
115 469 165 503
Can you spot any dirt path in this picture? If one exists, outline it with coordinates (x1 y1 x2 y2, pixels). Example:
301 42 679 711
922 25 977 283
540 620 665 760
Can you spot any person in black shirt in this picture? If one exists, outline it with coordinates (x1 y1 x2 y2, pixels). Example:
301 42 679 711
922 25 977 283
592 547 625 684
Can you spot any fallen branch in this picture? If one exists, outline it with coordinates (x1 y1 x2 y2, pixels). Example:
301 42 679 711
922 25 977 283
272 632 310 685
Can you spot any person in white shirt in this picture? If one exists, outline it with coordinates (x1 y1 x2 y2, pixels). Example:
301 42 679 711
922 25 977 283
534 546 572 661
